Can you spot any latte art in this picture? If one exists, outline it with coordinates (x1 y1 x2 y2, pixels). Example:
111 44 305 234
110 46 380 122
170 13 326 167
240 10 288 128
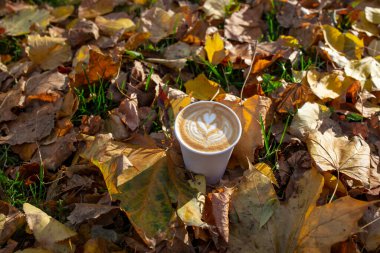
176 102 240 152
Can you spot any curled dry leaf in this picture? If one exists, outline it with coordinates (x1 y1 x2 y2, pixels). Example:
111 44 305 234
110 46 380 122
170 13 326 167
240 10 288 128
216 94 272 167
344 57 380 91
275 82 316 114
26 35 72 70
67 203 119 225
0 8 50 36
117 94 139 131
184 74 225 100
68 20 100 47
80 134 204 247
307 129 371 188
289 102 331 140
0 84 24 123
225 4 264 43
0 201 25 244
139 7 184 43
23 203 77 253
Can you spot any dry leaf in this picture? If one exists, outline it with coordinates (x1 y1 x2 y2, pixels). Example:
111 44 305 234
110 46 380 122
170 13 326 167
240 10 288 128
216 94 272 167
322 24 364 60
184 74 225 100
202 0 229 20
78 0 116 19
344 57 380 91
50 5 74 23
80 134 204 247
307 70 353 100
307 129 371 188
253 163 279 187
225 4 264 43
230 167 372 253
26 35 72 70
365 6 380 24
0 8 50 36
23 203 77 253
352 11 379 36
0 201 25 244
116 94 139 131
139 7 184 43
0 85 24 123
275 83 316 114
204 33 226 65
67 203 118 225
95 16 135 36
68 20 99 47
361 206 380 251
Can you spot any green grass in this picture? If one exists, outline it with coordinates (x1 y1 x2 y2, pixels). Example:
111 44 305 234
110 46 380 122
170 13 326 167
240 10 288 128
73 79 118 124
263 0 282 42
0 36 23 62
258 114 291 167
0 144 20 168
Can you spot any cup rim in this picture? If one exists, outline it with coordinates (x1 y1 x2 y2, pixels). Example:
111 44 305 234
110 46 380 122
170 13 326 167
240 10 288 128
174 100 242 155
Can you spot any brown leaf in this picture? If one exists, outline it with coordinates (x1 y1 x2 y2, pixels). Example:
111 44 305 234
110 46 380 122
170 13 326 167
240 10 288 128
117 94 139 131
139 7 184 43
67 203 118 225
78 0 116 19
216 94 272 167
0 103 58 145
68 20 99 47
0 201 25 244
225 4 264 43
307 129 371 188
72 47 120 86
276 82 317 114
0 84 24 123
361 206 380 251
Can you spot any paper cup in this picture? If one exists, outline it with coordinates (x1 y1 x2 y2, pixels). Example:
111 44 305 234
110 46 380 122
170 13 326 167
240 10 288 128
174 101 242 184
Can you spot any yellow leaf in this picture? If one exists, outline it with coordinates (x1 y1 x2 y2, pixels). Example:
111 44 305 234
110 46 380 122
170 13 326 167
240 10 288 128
171 96 191 118
95 16 136 36
279 35 300 48
216 94 272 168
26 35 72 70
322 24 364 59
365 6 380 24
322 172 348 196
51 5 74 23
23 203 76 253
205 33 226 65
184 74 225 100
306 69 353 100
253 163 279 187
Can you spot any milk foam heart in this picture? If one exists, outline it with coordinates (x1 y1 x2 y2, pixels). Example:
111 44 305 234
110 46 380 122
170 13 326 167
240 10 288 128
176 102 240 152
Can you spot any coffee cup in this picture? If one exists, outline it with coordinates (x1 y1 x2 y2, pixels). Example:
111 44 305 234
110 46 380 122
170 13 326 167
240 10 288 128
174 101 242 184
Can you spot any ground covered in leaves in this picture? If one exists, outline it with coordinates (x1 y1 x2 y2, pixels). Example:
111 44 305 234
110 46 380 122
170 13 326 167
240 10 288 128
0 0 380 252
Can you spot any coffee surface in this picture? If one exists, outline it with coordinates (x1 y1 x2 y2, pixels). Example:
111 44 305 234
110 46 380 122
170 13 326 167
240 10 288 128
176 102 240 152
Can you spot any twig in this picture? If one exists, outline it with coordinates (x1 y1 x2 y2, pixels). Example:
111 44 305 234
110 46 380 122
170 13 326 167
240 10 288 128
240 40 258 105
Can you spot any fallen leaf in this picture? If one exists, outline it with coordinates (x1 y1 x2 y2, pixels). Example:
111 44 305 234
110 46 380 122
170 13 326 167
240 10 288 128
116 94 139 131
289 102 331 140
125 32 151 50
307 129 371 188
204 33 226 65
322 24 364 59
50 5 74 23
139 7 184 43
0 8 50 36
0 103 58 145
368 39 380 57
72 47 121 86
0 85 24 123
170 96 191 118
202 0 229 20
80 134 204 247
184 74 225 100
322 172 348 196
253 162 279 187
225 4 264 43
352 11 379 36
361 206 380 251
78 0 116 19
0 201 25 244
230 167 372 253
344 57 380 91
307 70 353 100
26 35 72 70
68 20 99 47
15 248 53 253
275 82 316 114
204 187 233 243
216 94 272 167
365 6 380 24
67 203 118 225
23 203 77 253
95 16 135 36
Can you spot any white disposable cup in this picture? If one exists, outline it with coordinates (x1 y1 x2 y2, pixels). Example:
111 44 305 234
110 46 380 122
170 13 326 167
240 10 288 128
174 101 242 184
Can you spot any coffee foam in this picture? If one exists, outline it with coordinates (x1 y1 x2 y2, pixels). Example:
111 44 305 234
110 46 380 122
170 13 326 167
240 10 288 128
176 102 240 152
